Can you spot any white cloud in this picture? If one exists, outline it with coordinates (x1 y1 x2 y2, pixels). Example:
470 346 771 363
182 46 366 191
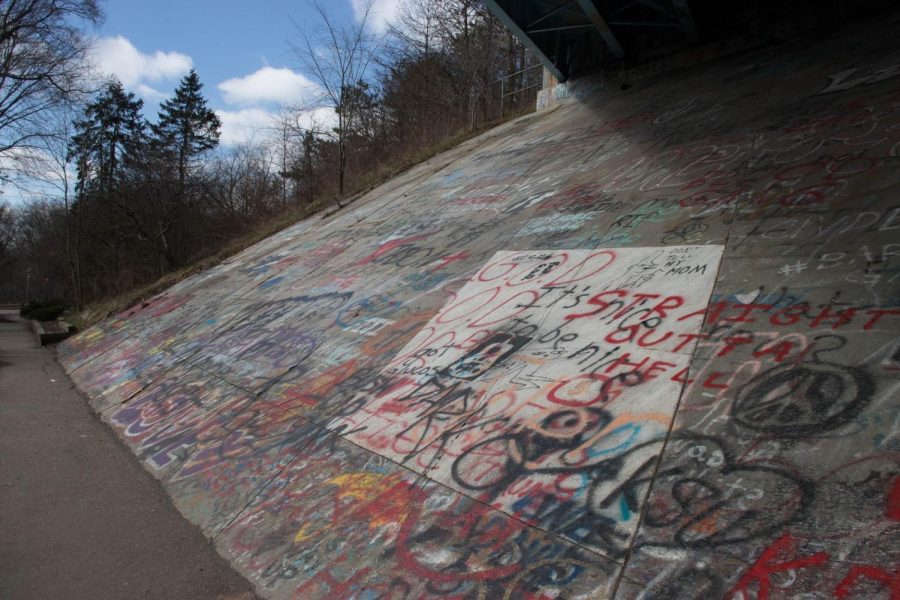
350 0 402 34
218 67 321 105
216 107 338 147
296 106 338 133
216 108 275 146
135 83 167 102
90 35 192 91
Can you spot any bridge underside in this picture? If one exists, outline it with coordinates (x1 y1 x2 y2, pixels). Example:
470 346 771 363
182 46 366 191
486 0 894 81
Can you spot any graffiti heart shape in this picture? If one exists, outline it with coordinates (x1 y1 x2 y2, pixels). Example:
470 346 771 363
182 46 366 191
628 434 811 549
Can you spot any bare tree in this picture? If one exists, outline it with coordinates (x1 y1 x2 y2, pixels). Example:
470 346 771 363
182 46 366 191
271 105 328 209
290 0 380 201
9 103 84 307
209 143 280 221
272 109 294 207
0 0 102 165
388 0 441 69
0 200 15 267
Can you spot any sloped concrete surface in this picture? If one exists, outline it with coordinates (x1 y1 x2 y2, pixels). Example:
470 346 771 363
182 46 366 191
58 15 899 600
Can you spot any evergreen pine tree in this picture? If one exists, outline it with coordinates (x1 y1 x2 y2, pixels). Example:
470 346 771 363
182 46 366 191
70 80 146 200
152 69 221 200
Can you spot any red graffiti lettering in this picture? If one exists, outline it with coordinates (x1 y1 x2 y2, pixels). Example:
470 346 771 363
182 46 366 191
727 534 828 600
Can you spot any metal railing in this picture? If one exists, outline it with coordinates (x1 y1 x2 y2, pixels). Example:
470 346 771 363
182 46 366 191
493 63 544 118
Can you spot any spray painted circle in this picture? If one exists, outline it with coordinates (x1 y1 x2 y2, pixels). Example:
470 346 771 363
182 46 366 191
731 361 874 436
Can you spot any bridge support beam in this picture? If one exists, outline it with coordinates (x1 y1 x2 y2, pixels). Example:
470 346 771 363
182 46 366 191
575 0 626 58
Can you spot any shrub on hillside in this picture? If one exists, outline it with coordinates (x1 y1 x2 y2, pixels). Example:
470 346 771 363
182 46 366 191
20 300 66 321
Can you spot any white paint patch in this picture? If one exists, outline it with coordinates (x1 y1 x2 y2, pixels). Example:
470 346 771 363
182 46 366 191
344 317 396 336
514 212 599 237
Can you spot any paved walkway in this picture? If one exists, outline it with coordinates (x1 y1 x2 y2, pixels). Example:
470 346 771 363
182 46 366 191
0 311 256 600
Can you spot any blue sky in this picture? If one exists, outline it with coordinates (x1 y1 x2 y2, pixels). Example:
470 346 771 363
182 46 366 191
2 0 402 204
92 0 401 145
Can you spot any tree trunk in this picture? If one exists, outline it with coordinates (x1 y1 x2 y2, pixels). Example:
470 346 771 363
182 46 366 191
338 140 345 201
305 133 314 207
158 222 170 277
63 188 82 310
337 110 345 206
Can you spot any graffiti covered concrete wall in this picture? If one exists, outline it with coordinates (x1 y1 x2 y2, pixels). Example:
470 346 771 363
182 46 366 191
60 15 900 600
